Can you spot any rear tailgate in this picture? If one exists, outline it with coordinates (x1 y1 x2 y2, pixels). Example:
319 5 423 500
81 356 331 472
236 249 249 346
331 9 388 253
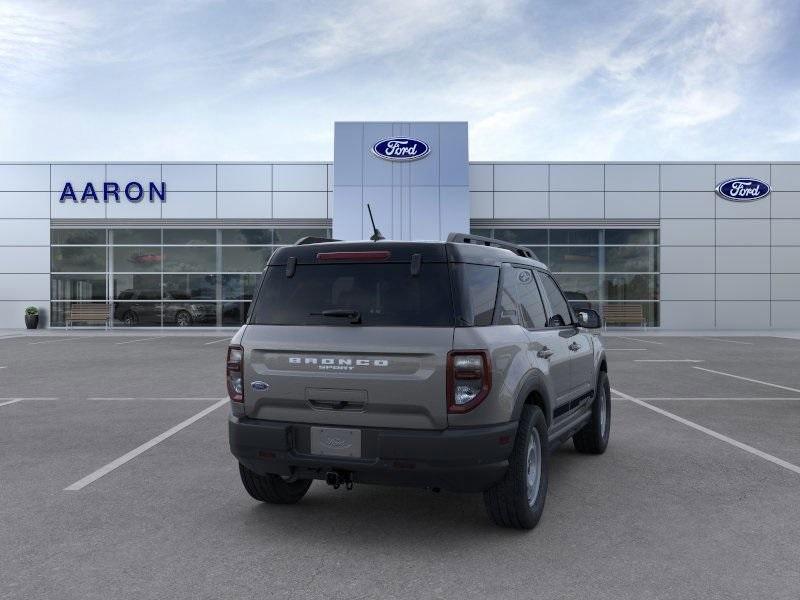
242 326 453 429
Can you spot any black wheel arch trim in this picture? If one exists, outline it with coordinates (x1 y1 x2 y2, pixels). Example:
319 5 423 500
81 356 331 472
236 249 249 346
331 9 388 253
598 349 608 373
511 369 553 426
597 349 608 388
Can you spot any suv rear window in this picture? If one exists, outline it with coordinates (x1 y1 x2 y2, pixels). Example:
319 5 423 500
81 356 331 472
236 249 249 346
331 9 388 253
250 263 454 327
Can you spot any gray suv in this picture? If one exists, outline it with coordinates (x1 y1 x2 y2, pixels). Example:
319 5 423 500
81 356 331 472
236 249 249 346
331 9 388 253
228 233 610 529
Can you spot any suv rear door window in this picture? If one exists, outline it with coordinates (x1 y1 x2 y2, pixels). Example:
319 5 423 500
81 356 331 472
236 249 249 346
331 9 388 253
539 272 572 327
451 264 499 326
496 266 521 326
514 268 548 329
251 263 453 327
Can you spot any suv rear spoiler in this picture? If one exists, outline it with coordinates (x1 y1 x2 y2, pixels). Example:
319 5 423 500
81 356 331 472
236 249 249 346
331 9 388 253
447 233 538 260
295 236 341 245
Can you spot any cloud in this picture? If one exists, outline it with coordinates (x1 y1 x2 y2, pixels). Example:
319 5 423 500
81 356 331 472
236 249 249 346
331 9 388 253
605 0 780 127
0 1 91 96
465 0 792 159
236 0 518 86
0 0 796 160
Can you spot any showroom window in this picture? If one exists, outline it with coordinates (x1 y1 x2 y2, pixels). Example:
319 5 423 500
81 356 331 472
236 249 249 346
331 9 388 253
50 227 329 327
472 228 660 326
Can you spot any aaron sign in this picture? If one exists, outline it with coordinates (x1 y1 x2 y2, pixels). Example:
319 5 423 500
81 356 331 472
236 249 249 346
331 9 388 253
59 181 167 203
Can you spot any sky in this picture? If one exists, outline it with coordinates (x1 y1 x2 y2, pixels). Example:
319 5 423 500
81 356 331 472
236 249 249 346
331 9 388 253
0 0 799 162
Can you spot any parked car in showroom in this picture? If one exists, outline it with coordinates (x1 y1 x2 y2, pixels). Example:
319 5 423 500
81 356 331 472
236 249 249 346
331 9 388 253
114 290 216 327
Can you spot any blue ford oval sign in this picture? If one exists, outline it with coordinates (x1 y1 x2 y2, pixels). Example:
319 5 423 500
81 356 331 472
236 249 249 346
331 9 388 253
716 178 770 202
371 137 430 161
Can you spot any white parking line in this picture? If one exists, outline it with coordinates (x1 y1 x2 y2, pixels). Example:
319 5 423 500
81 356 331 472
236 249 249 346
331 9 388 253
613 396 800 401
704 338 753 345
693 367 800 394
203 338 232 345
0 399 23 408
606 348 648 351
634 359 704 363
612 388 800 476
0 366 7 369
29 337 79 345
115 337 161 345
64 398 228 491
618 337 663 345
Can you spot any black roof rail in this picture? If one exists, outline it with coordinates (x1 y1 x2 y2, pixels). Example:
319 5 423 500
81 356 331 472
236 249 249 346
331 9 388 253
295 236 341 245
447 232 539 261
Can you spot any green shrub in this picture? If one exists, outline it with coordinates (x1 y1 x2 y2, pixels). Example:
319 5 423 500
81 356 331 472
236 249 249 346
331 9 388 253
25 306 39 316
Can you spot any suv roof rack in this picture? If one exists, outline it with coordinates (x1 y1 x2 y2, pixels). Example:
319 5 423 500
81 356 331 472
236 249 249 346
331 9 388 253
447 233 539 260
295 236 341 245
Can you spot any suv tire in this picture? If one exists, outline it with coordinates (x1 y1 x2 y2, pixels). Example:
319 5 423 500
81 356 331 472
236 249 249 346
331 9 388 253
573 371 611 454
238 463 312 504
483 405 548 530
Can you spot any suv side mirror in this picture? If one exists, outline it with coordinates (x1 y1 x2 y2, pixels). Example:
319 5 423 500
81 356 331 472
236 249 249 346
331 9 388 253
576 309 601 329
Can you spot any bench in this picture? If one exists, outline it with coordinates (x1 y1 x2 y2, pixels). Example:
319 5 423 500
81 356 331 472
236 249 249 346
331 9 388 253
66 303 110 329
602 304 646 329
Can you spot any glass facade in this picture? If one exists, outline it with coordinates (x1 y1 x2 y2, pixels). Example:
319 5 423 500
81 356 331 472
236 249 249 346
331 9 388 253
50 227 328 327
50 225 657 327
472 228 660 326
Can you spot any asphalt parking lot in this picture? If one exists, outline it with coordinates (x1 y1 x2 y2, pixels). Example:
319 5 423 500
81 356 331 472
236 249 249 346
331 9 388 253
1 332 799 599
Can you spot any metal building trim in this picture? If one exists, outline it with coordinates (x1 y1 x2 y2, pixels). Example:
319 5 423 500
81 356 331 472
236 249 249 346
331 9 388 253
470 218 660 229
50 218 332 228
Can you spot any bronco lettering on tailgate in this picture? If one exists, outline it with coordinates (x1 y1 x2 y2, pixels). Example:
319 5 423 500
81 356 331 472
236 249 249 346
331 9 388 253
288 357 389 371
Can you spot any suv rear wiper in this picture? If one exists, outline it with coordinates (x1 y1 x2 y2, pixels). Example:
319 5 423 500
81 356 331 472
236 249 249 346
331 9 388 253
310 309 362 325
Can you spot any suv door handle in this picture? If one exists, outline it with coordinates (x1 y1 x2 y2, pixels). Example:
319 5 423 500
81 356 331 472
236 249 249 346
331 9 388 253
568 342 581 352
537 347 554 359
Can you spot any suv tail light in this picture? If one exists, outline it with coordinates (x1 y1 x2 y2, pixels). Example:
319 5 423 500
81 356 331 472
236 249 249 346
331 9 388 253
227 345 244 402
447 350 491 413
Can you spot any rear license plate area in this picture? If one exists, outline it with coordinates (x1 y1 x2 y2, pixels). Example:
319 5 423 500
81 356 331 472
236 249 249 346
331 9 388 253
309 427 362 458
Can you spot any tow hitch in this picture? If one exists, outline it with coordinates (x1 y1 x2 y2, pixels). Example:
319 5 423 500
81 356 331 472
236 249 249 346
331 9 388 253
325 470 354 490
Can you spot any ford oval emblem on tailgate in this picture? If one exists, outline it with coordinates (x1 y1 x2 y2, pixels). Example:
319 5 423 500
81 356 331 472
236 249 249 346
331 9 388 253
251 381 269 391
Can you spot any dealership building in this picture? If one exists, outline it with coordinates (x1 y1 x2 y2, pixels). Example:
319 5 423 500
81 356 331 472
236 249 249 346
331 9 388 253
1 121 799 330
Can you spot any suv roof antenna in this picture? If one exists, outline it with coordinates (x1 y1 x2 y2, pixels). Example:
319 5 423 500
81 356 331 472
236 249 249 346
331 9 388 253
367 203 385 242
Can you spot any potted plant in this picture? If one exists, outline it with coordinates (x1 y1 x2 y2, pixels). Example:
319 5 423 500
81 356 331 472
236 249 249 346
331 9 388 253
24 306 39 329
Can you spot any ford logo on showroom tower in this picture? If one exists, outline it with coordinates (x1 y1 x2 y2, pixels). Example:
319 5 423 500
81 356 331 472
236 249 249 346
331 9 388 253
716 178 771 202
371 137 430 161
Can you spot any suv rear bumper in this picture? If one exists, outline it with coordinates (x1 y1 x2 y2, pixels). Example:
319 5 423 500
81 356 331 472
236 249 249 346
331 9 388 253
229 416 517 493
